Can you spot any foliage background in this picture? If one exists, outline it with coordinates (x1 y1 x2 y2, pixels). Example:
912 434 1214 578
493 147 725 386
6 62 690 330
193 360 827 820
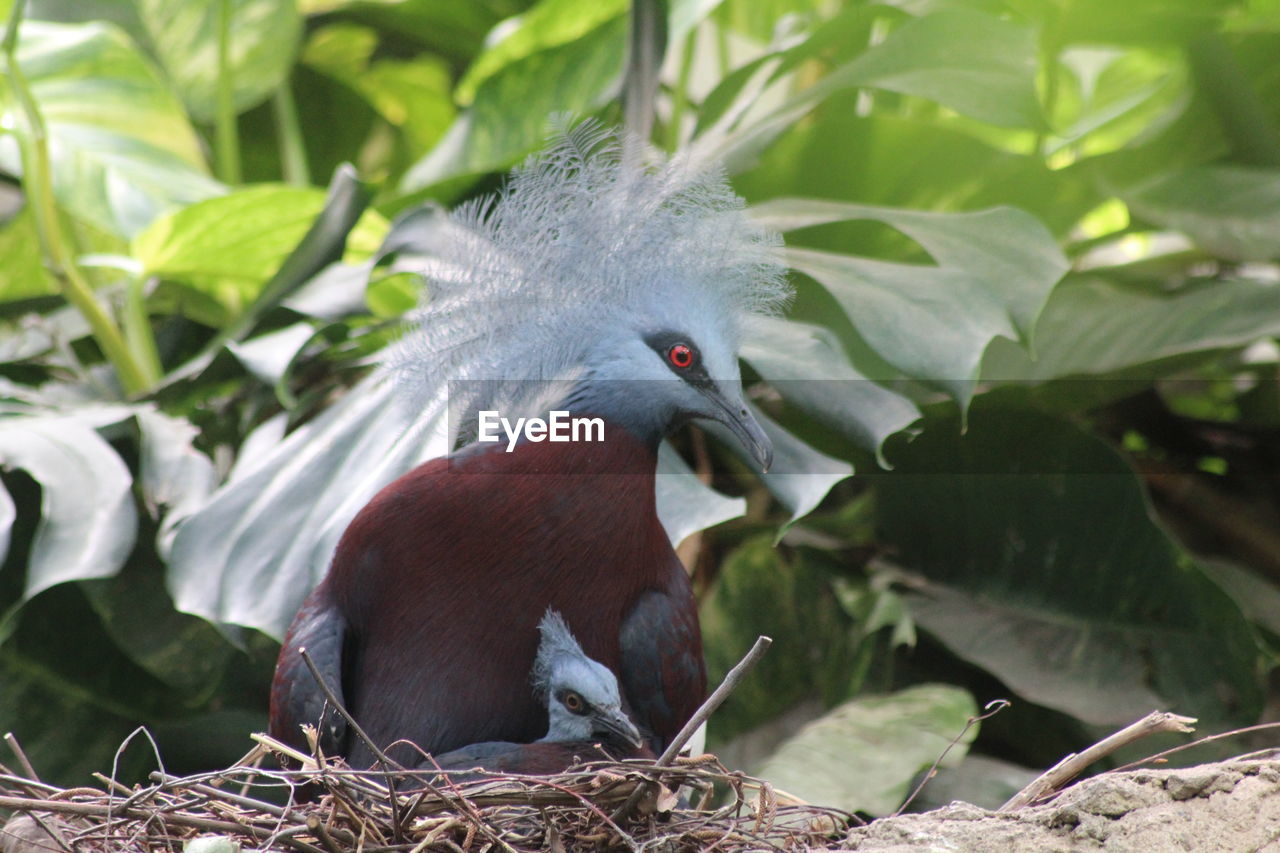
1 0 1278 814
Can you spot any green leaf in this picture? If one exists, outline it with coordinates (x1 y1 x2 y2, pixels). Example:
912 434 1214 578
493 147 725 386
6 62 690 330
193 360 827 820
753 200 1068 405
166 373 447 637
133 0 303 122
298 0 519 62
748 405 852 530
756 683 978 815
0 414 137 599
301 24 454 154
822 9 1041 128
741 315 920 456
1120 165 1280 261
655 443 746 545
878 408 1263 727
982 274 1280 382
0 20 222 238
398 15 627 197
455 0 628 105
0 206 56 302
133 183 384 326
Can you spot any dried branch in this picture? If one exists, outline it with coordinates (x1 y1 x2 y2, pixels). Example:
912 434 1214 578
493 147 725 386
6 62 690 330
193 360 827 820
611 635 772 821
999 710 1198 811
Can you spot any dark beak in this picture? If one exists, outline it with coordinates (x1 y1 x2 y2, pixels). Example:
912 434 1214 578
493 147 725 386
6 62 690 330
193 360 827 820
595 708 644 750
700 384 773 473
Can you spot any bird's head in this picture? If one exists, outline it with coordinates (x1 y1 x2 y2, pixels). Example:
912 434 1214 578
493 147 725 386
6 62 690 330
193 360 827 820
532 610 643 750
386 121 790 471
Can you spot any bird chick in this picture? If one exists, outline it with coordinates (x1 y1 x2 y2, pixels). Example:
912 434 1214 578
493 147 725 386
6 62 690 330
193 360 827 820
420 610 646 780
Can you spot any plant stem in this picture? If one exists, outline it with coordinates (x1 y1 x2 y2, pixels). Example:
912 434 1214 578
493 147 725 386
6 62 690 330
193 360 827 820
273 77 310 186
2 2 154 395
123 275 163 382
214 0 242 184
665 24 696 152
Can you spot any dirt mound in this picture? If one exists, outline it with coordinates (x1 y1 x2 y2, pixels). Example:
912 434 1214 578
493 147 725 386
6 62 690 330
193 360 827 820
844 760 1280 852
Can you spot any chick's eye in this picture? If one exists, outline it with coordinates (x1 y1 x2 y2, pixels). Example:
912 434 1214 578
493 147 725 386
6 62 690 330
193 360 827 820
563 691 585 714
668 344 694 369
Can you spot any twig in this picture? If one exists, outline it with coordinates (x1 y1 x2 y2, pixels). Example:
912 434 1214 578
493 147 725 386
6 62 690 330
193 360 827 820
151 771 288 818
1107 720 1280 774
894 698 1011 816
306 815 344 853
5 732 41 782
0 794 324 853
298 647 406 843
611 635 772 821
999 710 1197 811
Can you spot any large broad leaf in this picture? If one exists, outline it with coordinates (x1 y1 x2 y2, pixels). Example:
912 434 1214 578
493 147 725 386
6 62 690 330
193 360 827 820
1118 165 1280 261
877 407 1262 727
398 14 627 197
133 183 385 326
655 443 747 546
0 21 222 238
0 414 137 599
982 274 1280 382
300 24 455 154
820 8 1041 128
741 315 920 456
133 0 303 122
698 6 1042 170
755 683 977 815
166 373 442 638
753 200 1068 406
454 0 628 105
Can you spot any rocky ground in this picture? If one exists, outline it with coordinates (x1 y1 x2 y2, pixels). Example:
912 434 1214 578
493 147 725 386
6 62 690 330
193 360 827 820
842 760 1280 852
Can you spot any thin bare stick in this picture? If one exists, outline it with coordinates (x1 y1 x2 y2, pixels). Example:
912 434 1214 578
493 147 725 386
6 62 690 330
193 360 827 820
298 648 403 773
306 815 344 853
5 732 40 782
999 710 1197 811
298 647 406 843
612 635 772 821
151 771 287 817
660 636 773 767
895 698 1011 817
1108 720 1280 774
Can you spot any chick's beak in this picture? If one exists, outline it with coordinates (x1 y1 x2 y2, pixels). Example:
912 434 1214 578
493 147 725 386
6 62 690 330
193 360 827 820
700 385 773 473
595 708 645 750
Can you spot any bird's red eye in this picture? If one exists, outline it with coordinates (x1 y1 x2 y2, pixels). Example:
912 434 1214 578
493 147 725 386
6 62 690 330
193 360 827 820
668 344 694 369
563 692 585 713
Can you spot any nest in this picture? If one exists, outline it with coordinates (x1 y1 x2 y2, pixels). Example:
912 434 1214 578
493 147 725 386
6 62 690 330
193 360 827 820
0 733 854 853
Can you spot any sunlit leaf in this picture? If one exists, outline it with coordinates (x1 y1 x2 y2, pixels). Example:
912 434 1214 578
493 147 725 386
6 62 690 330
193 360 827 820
0 206 56 302
754 200 1068 405
133 0 303 122
133 183 384 326
1120 165 1280 261
398 15 627 196
456 0 627 104
0 21 222 238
